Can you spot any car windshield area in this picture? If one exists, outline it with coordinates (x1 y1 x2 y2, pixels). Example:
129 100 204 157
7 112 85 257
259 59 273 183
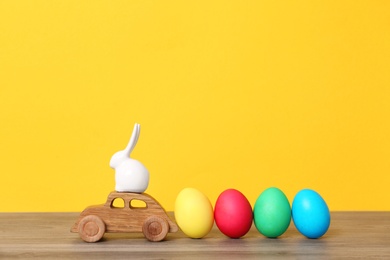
110 197 147 209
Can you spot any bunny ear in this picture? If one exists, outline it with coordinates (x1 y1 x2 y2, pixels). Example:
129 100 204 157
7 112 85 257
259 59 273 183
124 123 141 157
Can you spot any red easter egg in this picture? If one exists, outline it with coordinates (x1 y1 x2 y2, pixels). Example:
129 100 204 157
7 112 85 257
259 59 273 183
214 189 253 238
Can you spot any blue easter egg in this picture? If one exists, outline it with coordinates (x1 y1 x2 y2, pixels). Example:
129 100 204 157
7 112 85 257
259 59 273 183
292 189 330 238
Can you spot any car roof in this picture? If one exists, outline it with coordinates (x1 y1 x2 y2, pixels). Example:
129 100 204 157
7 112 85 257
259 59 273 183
105 192 162 208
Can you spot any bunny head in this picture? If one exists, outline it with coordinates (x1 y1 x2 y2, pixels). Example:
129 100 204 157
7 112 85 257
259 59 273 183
110 123 150 193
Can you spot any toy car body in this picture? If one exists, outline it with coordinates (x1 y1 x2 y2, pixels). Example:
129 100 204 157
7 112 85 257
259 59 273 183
71 191 178 242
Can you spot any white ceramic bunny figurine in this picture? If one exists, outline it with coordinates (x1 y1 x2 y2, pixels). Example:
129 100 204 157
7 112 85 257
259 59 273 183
110 123 150 193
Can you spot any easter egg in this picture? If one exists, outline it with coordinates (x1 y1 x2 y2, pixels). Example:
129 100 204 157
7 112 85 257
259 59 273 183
174 188 214 238
214 189 253 238
253 187 291 238
292 189 330 239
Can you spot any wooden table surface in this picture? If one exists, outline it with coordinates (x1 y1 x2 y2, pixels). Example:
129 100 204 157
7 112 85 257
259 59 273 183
0 212 389 259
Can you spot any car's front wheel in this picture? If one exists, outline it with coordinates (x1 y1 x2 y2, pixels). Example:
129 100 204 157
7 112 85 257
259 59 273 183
142 216 169 242
78 215 106 242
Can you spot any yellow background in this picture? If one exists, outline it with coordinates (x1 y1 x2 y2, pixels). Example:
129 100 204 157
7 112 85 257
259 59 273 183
1 1 389 212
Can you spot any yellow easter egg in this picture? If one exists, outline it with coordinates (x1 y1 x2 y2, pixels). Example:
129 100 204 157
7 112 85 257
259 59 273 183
174 188 214 238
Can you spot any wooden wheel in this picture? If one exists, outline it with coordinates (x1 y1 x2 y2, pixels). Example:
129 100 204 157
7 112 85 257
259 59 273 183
78 215 106 242
142 216 169 242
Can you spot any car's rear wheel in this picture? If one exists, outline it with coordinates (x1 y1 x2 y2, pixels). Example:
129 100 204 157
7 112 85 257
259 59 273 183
142 216 169 242
78 215 106 242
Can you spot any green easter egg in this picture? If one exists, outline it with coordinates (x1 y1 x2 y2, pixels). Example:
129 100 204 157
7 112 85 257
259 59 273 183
253 187 291 238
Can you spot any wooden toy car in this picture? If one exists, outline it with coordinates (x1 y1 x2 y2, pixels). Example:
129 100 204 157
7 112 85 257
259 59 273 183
71 192 178 242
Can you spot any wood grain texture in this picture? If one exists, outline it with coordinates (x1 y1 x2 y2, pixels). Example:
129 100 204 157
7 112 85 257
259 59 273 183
0 212 389 259
70 192 178 236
